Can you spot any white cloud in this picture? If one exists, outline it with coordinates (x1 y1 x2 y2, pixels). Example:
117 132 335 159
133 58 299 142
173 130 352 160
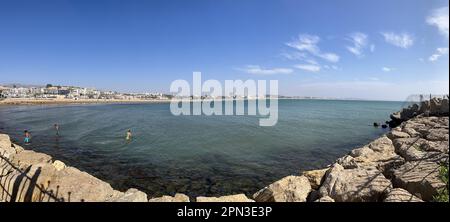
382 67 394 72
369 77 380 81
381 32 414 48
305 59 319 65
346 32 368 57
429 47 449 62
280 52 307 60
286 34 340 63
241 65 293 75
294 64 321 72
426 6 449 38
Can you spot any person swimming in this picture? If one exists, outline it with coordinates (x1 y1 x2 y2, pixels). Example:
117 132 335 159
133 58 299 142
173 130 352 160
126 129 132 141
54 123 60 136
24 130 31 144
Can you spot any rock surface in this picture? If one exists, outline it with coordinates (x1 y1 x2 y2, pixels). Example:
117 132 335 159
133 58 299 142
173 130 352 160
196 194 254 202
108 188 148 202
148 193 190 202
392 161 446 201
319 164 392 202
314 196 335 202
253 175 311 202
383 188 423 202
302 168 328 189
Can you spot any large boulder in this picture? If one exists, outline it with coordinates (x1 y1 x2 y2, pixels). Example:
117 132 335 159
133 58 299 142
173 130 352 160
108 188 148 202
336 155 358 169
253 175 311 202
149 193 190 202
337 136 404 174
0 134 16 159
387 130 410 140
392 138 448 162
50 166 117 202
392 161 446 201
302 168 328 189
11 150 52 170
196 194 253 202
319 164 392 202
52 160 66 171
426 128 449 141
0 163 59 202
383 188 423 202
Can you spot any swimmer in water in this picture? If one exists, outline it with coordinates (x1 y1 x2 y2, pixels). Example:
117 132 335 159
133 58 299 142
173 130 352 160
24 130 31 144
54 123 60 136
126 129 132 141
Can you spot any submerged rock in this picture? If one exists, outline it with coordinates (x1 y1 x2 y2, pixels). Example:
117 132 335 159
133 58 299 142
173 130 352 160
253 175 311 202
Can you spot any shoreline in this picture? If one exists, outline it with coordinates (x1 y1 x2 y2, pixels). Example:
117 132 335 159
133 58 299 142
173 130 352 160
0 97 403 107
1 97 448 202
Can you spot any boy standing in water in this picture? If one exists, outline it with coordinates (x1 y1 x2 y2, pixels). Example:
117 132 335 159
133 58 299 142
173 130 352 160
24 130 31 144
126 129 132 141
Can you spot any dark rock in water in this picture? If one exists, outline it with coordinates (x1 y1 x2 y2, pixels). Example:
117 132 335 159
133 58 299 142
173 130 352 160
381 124 388 128
373 122 379 127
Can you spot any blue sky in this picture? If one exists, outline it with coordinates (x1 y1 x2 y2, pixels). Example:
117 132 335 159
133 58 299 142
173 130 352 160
0 0 448 100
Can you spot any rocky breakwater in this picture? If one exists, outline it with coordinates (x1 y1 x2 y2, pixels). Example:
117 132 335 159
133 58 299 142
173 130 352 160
251 98 449 202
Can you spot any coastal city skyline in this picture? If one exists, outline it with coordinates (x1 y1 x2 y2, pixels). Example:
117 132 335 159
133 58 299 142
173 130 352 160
0 0 448 101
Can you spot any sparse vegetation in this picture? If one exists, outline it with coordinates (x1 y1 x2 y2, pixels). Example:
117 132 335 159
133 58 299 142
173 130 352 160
433 164 449 202
412 143 424 151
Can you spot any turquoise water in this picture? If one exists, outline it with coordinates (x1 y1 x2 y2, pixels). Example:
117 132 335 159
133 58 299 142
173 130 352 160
0 99 402 197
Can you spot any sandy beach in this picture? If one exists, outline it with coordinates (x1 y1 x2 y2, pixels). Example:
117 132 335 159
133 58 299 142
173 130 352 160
0 98 172 106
